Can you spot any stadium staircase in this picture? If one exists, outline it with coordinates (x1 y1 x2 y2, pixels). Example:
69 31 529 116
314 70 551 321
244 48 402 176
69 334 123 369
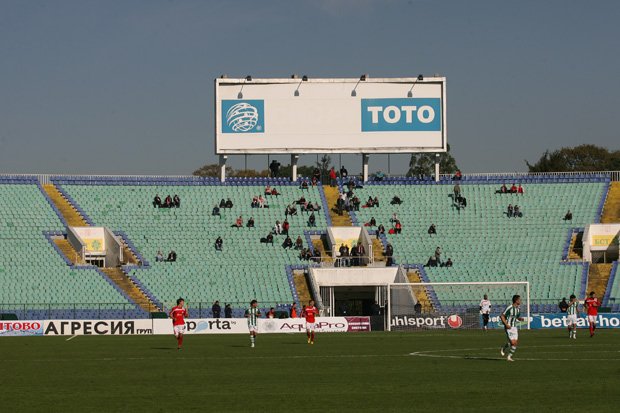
43 183 158 312
323 186 353 226
312 237 334 264
567 232 583 260
407 269 433 312
372 238 387 264
601 182 620 223
293 269 313 304
587 264 612 298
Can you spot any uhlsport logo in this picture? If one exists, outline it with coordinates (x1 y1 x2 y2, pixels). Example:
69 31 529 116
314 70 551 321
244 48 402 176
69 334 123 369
447 314 463 328
221 100 264 133
361 98 441 132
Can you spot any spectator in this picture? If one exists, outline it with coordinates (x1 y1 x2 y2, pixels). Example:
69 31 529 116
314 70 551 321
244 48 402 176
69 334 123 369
296 195 306 206
155 250 164 262
351 196 361 211
414 302 422 314
285 204 297 217
264 185 271 196
434 246 442 264
368 217 377 227
212 301 221 318
273 220 282 235
270 187 280 197
247 217 255 228
258 195 267 208
497 184 508 194
261 233 274 245
300 180 309 191
559 298 569 313
375 171 385 181
269 159 281 177
357 242 366 266
373 196 380 208
514 205 522 218
153 194 162 208
351 244 360 266
312 168 321 184
428 224 437 236
338 244 350 267
329 167 337 187
365 196 374 208
442 258 453 267
340 166 348 179
282 219 290 235
300 248 312 261
212 204 221 218
232 215 243 229
173 194 180 208
295 235 304 250
391 195 402 205
219 198 226 209
453 183 461 199
225 198 234 208
424 256 438 267
385 243 394 257
376 224 385 239
267 307 276 319
563 210 573 221
517 184 524 195
308 212 316 227
510 183 518 193
393 220 402 234
312 248 321 263
290 303 298 318
390 213 399 223
312 201 321 211
224 303 232 318
453 170 462 181
251 196 259 208
507 204 514 218
282 236 293 249
164 195 173 208
215 237 223 251
166 250 177 262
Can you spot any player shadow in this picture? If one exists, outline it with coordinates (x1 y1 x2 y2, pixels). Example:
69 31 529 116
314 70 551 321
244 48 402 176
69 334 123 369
151 347 176 351
463 356 504 362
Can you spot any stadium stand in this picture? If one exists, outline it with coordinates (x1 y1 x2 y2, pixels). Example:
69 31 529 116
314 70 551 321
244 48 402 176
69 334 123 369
344 175 610 313
0 177 139 319
54 176 329 316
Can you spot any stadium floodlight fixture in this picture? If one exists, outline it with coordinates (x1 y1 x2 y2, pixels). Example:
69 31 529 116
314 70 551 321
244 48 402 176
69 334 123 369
351 89 357 97
417 74 424 81
407 90 413 98
294 89 300 97
237 92 243 99
360 74 367 81
302 75 308 81
245 75 252 81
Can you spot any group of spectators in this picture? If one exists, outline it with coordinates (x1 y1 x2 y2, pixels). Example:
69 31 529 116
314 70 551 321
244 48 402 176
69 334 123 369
250 195 268 208
155 250 177 262
336 242 367 267
496 183 524 194
153 194 180 208
506 204 523 218
211 300 233 318
424 247 453 268
299 247 321 262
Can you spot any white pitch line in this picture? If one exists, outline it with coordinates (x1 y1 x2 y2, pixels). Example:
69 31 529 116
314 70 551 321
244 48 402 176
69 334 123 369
66 335 78 341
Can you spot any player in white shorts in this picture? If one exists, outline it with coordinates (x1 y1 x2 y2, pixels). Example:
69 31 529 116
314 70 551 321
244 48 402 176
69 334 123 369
245 299 261 348
566 294 580 339
500 295 524 362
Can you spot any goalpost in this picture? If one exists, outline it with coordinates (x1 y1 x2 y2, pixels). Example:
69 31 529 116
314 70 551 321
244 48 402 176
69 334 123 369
386 281 530 332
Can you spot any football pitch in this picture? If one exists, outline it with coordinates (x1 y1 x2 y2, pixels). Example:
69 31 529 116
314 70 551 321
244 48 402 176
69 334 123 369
2 330 619 412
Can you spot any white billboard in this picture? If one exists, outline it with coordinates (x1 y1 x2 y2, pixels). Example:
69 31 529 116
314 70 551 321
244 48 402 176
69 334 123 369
215 77 447 154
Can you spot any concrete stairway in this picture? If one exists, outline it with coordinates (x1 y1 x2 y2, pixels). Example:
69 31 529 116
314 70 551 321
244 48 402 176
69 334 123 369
313 238 334 264
293 270 313 304
407 270 434 312
323 186 353 226
101 268 160 312
587 263 612 298
601 182 620 223
54 239 83 265
372 238 387 265
568 232 583 260
43 184 88 227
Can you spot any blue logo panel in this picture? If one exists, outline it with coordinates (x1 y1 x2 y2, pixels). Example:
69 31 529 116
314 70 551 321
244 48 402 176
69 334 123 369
361 98 441 132
221 100 264 134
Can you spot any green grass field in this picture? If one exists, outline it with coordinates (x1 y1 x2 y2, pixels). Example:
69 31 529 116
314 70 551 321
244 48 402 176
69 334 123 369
2 330 619 412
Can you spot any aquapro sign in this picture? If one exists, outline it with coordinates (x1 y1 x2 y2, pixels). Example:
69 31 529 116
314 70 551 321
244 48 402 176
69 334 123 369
361 98 441 132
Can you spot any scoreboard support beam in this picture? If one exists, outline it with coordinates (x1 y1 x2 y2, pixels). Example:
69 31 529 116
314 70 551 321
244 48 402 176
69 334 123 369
362 154 370 182
291 154 299 182
219 155 228 183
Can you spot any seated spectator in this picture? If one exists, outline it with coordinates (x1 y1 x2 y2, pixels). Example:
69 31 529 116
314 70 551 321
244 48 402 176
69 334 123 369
340 166 348 179
393 220 402 234
510 183 518 193
251 196 259 208
282 236 293 249
428 224 437 236
232 215 243 229
391 196 402 205
312 248 321 263
390 213 399 223
497 184 508 194
373 196 380 207
296 195 306 205
247 217 255 228
385 243 394 257
563 210 573 221
166 250 177 262
285 204 297 217
517 184 524 195
164 195 173 208
312 201 321 211
270 187 280 197
376 224 385 239
374 171 385 181
351 196 361 211
365 217 377 227
453 170 462 181
442 258 453 267
155 250 164 262
264 185 271 195
295 236 303 250
260 233 274 245
173 194 180 208
365 196 374 208
424 256 438 267
153 194 162 208
219 198 226 209
273 220 282 235
258 195 267 208
212 204 221 218
282 219 290 235
453 183 461 198
267 308 276 319
514 205 522 218
308 212 316 227
300 180 309 190
224 198 234 208
300 200 310 213
455 195 467 209
214 237 223 251
507 204 514 218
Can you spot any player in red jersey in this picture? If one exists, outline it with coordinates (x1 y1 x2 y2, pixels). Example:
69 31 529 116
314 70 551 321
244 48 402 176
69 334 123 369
169 298 189 350
584 291 601 338
301 300 320 344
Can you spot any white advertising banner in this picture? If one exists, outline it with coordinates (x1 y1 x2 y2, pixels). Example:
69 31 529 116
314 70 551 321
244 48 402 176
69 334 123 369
43 319 154 336
215 77 447 154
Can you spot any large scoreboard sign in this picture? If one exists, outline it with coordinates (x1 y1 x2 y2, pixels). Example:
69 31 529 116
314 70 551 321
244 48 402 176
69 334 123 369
215 77 447 154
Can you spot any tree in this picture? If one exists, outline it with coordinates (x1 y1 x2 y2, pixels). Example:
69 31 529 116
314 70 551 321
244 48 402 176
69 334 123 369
526 144 620 172
192 163 232 177
407 145 458 178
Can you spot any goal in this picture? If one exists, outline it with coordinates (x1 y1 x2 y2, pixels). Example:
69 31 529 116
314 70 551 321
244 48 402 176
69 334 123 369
386 281 530 331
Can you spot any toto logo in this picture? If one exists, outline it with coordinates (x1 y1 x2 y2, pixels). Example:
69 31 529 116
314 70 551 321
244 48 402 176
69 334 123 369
447 314 463 329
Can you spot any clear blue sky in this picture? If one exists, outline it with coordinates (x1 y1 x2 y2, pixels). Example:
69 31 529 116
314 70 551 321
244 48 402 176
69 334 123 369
1 0 618 176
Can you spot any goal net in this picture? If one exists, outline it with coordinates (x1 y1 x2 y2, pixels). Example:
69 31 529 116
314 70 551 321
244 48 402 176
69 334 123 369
387 281 530 331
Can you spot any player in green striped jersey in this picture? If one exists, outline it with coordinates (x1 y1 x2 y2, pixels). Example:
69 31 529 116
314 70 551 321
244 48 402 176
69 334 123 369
500 295 524 362
566 294 580 339
245 300 261 348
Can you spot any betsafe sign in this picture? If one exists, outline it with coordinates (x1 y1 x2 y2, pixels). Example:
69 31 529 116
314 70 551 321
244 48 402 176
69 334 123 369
221 100 265 134
361 98 441 132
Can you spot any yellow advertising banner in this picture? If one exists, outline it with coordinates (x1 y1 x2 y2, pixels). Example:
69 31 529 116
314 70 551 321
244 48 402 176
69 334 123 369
592 235 617 247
